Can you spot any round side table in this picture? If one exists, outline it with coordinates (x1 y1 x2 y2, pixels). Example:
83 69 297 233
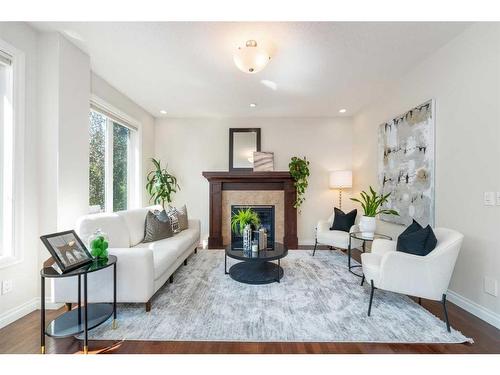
40 255 117 354
348 232 392 277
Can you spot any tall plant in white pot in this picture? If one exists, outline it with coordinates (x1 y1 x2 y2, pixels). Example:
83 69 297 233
350 186 399 238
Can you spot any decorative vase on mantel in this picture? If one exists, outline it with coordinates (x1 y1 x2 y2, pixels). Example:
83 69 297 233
359 216 376 239
242 224 252 251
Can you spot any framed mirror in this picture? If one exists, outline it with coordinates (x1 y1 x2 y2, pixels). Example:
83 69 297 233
229 128 261 171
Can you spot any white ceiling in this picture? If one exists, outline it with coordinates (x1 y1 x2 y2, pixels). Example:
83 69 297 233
31 22 471 118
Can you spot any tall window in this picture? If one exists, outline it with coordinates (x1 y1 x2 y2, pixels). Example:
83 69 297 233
0 49 13 259
89 107 135 213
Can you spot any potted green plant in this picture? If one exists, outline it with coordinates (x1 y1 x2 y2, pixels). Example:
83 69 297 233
231 208 261 251
350 186 399 238
145 158 180 209
288 156 310 212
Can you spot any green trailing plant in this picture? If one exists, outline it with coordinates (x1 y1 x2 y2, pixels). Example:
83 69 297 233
146 158 180 209
288 156 310 211
350 186 399 217
230 207 261 235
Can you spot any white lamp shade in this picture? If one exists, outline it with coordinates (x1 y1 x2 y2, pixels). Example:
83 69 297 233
329 170 352 189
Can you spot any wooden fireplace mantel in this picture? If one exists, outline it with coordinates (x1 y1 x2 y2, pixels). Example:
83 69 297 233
202 171 298 249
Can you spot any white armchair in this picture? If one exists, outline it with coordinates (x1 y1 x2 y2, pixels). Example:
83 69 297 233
361 227 464 332
313 212 362 255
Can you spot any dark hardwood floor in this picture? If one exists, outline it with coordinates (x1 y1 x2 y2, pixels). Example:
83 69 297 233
1 247 498 354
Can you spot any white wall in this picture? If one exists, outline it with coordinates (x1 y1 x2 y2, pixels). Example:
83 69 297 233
352 23 500 325
0 22 40 321
90 73 155 206
57 36 91 230
0 25 155 328
37 32 91 271
155 117 354 244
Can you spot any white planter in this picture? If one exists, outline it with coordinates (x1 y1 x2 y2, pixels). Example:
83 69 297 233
359 216 376 238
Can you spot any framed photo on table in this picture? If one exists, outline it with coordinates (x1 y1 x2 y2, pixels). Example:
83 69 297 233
40 230 93 273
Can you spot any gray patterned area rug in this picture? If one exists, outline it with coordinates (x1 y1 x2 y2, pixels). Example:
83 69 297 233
88 250 472 343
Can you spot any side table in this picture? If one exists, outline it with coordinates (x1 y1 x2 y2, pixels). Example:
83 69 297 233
348 232 392 278
40 255 117 354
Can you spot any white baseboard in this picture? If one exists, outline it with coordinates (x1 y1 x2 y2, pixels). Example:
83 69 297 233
0 298 63 330
447 290 500 329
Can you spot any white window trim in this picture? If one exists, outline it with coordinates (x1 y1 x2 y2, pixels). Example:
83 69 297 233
0 38 25 269
90 95 142 212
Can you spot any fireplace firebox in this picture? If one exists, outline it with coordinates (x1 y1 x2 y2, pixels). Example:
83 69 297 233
231 205 275 248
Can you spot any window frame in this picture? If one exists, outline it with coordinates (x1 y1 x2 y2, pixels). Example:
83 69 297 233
0 38 25 269
89 95 141 214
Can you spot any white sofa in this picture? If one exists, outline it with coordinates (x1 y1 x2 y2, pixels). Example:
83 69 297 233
361 227 464 331
51 206 200 311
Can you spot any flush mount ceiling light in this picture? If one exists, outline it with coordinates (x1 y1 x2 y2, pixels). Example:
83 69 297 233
160 110 167 114
233 40 271 74
339 109 347 113
249 103 257 108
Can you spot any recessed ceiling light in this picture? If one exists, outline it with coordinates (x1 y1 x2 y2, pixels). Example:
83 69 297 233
339 109 347 113
160 110 167 114
261 79 277 91
249 103 257 108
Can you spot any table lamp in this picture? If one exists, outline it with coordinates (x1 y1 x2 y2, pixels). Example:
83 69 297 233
329 170 352 210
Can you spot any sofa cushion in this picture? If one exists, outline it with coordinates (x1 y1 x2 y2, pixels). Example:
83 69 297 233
116 207 150 246
176 205 189 231
134 226 199 279
143 210 173 243
166 206 180 233
76 213 130 248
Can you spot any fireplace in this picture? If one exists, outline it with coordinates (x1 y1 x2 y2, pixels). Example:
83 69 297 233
231 205 275 248
202 171 298 249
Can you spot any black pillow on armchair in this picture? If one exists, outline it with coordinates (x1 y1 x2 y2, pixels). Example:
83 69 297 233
330 208 357 232
396 219 437 256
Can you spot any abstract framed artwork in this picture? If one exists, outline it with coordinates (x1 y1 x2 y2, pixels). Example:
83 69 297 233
378 99 435 227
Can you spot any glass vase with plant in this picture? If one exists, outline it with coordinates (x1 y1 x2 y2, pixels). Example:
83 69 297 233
89 229 109 260
288 156 310 212
350 186 399 238
145 158 180 209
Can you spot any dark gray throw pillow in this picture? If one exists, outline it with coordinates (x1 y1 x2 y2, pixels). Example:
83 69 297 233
396 219 437 256
330 207 357 232
143 210 173 243
176 205 189 231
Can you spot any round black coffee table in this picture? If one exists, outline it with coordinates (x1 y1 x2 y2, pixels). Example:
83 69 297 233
225 242 288 284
